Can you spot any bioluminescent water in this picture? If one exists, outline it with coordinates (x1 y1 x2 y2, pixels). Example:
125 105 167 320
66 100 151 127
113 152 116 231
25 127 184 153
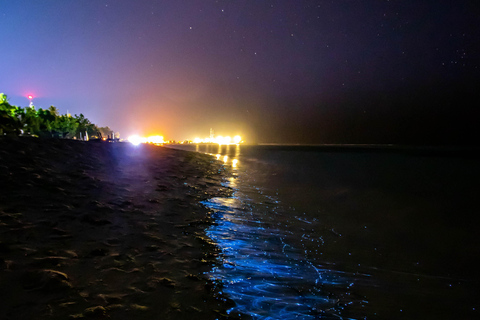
201 174 371 319
166 143 480 319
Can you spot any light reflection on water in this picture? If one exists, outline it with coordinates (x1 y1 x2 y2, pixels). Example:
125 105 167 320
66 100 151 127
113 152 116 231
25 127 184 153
167 143 480 319
201 169 366 319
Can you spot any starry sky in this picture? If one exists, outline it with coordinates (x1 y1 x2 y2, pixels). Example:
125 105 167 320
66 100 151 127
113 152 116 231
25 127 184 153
1 0 479 145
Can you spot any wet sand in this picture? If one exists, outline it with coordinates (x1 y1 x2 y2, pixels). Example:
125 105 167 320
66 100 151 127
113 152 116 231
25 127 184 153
0 137 240 319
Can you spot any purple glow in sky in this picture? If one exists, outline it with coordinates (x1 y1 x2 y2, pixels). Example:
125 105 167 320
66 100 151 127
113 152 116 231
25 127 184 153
1 1 478 144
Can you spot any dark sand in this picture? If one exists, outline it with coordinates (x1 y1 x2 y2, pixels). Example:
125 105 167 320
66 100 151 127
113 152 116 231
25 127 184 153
0 137 240 319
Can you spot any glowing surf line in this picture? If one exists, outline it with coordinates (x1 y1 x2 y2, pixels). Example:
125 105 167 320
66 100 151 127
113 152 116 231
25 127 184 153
201 182 357 319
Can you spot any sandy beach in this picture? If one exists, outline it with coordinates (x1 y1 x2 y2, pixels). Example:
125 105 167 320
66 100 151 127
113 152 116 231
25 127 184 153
0 137 240 319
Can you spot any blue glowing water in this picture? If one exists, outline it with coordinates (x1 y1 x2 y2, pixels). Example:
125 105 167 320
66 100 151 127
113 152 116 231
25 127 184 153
201 180 366 319
192 144 374 318
166 143 480 319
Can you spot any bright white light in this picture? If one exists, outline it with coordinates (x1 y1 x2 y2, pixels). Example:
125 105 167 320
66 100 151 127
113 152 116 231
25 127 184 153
128 135 143 146
233 135 242 144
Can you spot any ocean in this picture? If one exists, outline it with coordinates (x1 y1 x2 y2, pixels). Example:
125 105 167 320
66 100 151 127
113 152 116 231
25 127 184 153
166 143 480 319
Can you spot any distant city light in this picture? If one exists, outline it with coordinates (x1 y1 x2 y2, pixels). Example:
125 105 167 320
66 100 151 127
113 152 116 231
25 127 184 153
146 135 164 144
128 134 164 146
127 133 242 146
191 134 243 145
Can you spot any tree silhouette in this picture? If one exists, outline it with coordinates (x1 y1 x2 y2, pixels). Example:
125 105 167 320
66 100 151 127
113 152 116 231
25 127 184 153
0 93 21 134
0 93 113 139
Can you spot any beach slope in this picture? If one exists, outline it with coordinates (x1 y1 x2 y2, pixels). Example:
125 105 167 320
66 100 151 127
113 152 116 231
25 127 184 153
0 137 236 319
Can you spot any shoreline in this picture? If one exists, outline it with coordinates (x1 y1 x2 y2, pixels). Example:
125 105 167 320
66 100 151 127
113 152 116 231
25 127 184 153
0 137 243 319
167 143 480 159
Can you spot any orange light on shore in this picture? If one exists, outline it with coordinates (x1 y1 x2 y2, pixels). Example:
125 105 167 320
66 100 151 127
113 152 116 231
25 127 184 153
128 135 165 145
192 135 243 145
146 135 164 144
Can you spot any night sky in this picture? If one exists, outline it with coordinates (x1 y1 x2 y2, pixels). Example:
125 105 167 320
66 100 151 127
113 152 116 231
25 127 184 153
1 1 479 145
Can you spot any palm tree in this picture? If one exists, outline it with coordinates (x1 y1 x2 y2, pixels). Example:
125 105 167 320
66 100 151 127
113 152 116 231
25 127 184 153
48 105 60 117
